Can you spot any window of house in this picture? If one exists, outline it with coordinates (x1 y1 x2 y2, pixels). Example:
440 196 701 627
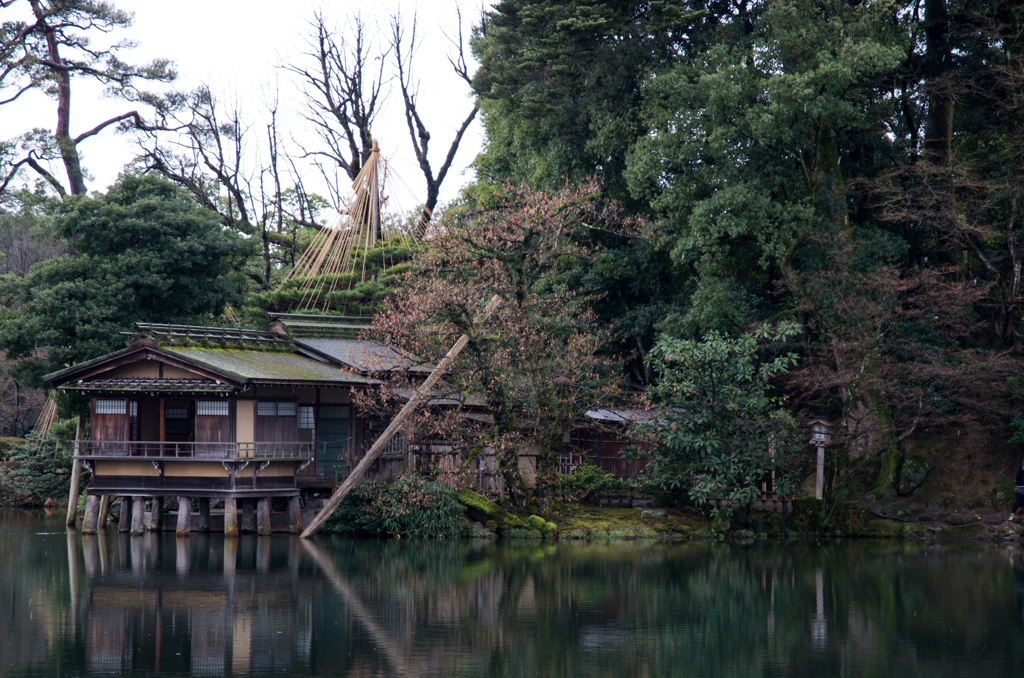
197 401 229 416
298 406 315 431
298 405 315 445
95 400 126 415
257 401 297 416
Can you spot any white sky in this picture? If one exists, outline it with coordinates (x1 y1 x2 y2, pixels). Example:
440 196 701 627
4 0 487 218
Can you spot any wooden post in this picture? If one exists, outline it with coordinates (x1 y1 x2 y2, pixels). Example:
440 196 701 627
150 497 163 532
301 295 503 539
97 495 112 528
224 497 239 537
257 498 271 536
118 496 132 533
197 498 211 533
288 496 302 534
65 416 83 527
176 497 191 536
240 498 255 533
81 494 100 534
130 496 146 536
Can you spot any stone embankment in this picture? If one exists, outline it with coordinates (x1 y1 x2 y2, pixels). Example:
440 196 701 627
456 491 1024 542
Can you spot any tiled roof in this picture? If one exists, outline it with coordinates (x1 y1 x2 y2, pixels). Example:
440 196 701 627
294 338 432 374
63 378 234 394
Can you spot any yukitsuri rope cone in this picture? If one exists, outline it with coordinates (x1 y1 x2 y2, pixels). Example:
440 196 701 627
280 139 410 314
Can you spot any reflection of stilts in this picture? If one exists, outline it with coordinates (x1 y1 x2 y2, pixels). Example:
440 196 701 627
301 540 413 678
176 537 189 576
97 526 109 574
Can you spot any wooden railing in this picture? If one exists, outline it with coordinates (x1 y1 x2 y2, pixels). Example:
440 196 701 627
69 440 313 461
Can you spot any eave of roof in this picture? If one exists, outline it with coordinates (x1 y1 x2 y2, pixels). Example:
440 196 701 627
62 378 234 395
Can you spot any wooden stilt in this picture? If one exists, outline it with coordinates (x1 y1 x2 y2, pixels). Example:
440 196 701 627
97 495 112 528
301 295 503 539
240 499 255 533
130 496 146 536
118 496 132 533
197 498 211 533
150 497 163 532
176 497 191 536
81 495 100 534
224 497 239 537
288 496 303 534
257 498 271 536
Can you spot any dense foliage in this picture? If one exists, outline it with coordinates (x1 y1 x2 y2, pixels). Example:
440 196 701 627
323 475 467 539
0 436 71 508
633 323 804 507
0 173 250 385
358 182 637 504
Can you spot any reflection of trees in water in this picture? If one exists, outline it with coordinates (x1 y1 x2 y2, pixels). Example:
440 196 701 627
315 539 1024 677
4 515 1024 677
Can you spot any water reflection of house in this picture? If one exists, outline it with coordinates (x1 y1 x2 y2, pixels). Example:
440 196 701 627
84 556 313 675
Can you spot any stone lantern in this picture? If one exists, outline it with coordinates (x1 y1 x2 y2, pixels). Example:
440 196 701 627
808 418 832 500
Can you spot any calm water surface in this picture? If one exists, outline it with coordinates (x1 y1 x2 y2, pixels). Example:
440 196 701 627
3 511 1024 677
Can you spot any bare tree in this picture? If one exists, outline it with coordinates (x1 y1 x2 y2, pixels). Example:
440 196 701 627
136 87 323 289
391 8 479 238
0 0 175 197
285 11 389 203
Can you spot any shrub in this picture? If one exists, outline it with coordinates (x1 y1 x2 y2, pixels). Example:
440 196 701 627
0 435 72 508
323 474 467 539
556 462 627 502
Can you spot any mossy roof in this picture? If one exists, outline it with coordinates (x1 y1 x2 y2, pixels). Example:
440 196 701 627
161 347 379 385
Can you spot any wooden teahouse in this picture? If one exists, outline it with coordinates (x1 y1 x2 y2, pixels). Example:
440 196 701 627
45 315 425 535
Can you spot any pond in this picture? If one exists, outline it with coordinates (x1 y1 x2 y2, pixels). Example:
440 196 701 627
2 511 1024 677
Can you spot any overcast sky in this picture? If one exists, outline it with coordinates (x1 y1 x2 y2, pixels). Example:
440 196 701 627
5 0 487 218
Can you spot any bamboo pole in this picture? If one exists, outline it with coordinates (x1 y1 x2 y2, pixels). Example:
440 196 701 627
301 294 503 539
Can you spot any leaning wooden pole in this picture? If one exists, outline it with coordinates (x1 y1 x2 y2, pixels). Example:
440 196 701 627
66 415 83 528
301 295 503 539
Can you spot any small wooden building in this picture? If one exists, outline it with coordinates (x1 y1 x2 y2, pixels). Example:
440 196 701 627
45 315 424 535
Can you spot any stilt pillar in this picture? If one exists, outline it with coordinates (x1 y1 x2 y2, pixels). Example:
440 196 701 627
150 497 163 532
118 496 132 533
81 494 100 534
288 496 303 534
257 497 271 536
176 497 191 536
130 496 146 536
224 497 239 537
240 499 255 533
97 495 112 528
197 498 211 533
